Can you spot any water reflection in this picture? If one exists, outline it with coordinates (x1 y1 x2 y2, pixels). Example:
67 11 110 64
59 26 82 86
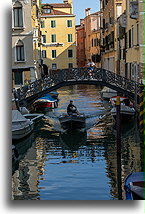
12 85 143 200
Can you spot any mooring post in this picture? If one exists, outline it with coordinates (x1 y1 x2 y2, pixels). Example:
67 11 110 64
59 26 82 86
139 84 144 135
116 96 122 200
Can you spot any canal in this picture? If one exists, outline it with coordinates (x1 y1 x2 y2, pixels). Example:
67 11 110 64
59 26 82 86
12 85 143 200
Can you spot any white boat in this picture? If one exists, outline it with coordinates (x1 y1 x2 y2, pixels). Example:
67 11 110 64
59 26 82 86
23 113 44 124
12 110 34 140
101 87 117 99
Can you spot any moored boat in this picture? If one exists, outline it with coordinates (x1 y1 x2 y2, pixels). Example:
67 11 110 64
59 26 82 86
23 113 44 124
33 94 58 111
59 113 86 130
49 91 59 99
12 110 34 140
101 87 117 100
110 96 135 121
124 172 144 200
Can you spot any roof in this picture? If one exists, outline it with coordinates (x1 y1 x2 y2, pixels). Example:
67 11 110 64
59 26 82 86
42 3 71 8
41 9 72 16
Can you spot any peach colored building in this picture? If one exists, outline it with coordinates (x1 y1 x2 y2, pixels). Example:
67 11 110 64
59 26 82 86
84 9 101 67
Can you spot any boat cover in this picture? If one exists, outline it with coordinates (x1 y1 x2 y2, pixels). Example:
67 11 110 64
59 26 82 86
35 94 57 103
12 110 31 131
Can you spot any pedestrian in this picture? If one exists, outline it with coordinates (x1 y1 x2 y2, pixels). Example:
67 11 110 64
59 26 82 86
87 59 95 78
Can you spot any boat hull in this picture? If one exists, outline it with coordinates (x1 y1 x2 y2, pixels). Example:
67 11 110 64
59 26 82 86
111 105 135 122
12 122 34 140
59 114 86 130
124 172 144 200
33 101 58 111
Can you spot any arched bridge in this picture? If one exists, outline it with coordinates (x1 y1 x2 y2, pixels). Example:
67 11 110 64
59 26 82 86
14 68 140 107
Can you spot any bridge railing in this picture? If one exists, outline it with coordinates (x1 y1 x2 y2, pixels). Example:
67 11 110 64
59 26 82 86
13 67 140 101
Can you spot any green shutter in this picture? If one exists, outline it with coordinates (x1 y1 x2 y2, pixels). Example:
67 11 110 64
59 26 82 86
51 20 56 28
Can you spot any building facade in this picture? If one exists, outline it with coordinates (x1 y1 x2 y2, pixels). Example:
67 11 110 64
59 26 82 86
76 19 85 67
12 0 35 88
100 0 126 73
32 0 42 79
125 0 143 82
84 9 101 66
40 0 77 71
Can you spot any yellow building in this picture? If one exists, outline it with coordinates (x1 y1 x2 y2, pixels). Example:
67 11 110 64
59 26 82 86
32 0 42 79
40 0 77 71
100 0 126 73
125 0 143 82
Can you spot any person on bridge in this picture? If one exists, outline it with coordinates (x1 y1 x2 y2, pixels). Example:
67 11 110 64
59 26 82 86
67 100 80 116
87 59 95 78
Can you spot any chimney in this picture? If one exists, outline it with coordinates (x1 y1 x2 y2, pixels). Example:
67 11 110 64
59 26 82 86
85 8 91 17
64 0 68 3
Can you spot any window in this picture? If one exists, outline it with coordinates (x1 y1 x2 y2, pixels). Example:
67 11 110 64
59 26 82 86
41 21 45 28
92 39 94 47
14 71 23 85
52 63 57 70
129 29 131 48
13 6 23 27
51 20 56 28
137 23 139 45
44 8 51 14
68 49 73 58
68 63 73 69
16 40 25 61
132 27 134 47
67 20 72 27
51 34 56 43
68 34 73 42
42 50 46 58
52 50 56 58
116 3 122 18
42 35 46 43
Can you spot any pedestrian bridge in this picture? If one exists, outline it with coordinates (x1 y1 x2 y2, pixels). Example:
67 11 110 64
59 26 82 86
14 68 140 107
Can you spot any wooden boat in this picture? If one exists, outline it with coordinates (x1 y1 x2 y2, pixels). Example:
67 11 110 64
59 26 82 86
110 96 135 121
101 87 117 99
12 110 34 140
33 94 58 111
124 172 144 200
59 113 86 130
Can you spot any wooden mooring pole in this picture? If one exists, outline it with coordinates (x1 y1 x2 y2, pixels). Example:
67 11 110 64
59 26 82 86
139 84 144 136
116 96 122 200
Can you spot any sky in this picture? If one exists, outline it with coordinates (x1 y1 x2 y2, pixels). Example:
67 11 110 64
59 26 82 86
42 0 100 25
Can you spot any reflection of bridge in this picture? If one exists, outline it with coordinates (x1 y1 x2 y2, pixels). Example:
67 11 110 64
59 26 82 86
14 68 140 107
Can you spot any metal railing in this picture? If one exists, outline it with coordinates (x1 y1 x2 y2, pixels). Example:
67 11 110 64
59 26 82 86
13 67 140 102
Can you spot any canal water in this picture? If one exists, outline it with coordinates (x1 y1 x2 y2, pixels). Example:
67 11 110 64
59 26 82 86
12 85 143 200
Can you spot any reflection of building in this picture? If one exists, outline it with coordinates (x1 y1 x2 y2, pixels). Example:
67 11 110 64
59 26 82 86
12 140 47 200
40 0 77 71
84 9 101 66
12 0 35 88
